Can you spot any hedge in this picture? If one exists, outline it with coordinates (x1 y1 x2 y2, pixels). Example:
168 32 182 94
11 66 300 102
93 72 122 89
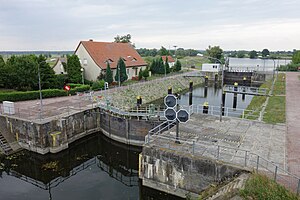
0 85 91 102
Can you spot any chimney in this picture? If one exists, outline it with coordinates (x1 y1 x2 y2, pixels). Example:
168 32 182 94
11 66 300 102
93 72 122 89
89 39 93 42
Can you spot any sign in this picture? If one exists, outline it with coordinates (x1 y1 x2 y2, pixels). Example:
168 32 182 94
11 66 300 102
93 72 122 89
176 109 190 123
164 108 176 121
164 94 177 108
64 85 71 91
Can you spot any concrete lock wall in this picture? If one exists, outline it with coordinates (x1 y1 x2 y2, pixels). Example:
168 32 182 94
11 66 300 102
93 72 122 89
99 112 160 146
140 146 244 198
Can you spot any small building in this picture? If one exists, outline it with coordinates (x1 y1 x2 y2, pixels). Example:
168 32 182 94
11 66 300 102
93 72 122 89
52 58 67 74
162 56 175 68
74 40 147 81
201 63 221 72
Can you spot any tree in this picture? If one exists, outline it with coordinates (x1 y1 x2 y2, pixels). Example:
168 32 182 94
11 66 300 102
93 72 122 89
142 68 149 80
174 60 182 72
237 51 245 58
164 57 170 74
66 55 82 83
158 46 169 56
115 58 128 83
292 50 300 64
37 55 56 89
262 49 270 57
249 50 258 59
206 46 223 62
114 34 132 43
0 55 6 87
105 62 113 84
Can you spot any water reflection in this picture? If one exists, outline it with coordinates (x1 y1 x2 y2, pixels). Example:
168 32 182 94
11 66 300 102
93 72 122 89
0 133 183 200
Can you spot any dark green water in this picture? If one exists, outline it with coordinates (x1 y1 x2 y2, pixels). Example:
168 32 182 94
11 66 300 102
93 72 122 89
0 133 183 200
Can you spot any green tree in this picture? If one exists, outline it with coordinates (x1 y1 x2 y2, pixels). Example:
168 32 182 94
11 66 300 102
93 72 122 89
114 34 132 44
292 50 300 64
37 55 56 89
0 55 6 87
158 46 169 56
249 50 258 59
66 55 82 83
142 68 150 80
237 51 245 58
115 58 128 83
174 60 182 72
105 63 113 84
206 46 223 62
164 57 170 74
262 49 270 57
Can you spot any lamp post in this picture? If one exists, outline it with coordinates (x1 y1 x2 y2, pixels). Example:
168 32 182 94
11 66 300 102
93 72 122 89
197 54 225 122
80 68 85 85
38 61 45 121
272 59 276 80
118 64 121 87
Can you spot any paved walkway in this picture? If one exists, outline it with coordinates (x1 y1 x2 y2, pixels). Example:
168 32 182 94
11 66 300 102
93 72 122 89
286 72 300 176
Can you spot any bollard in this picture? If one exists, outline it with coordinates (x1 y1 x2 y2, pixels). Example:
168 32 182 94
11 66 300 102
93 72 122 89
234 82 238 91
222 92 226 116
242 93 245 101
189 92 193 106
205 76 208 87
233 93 237 109
189 81 193 92
204 87 208 97
136 96 141 107
243 77 247 86
203 102 209 114
274 166 278 181
168 87 172 94
215 74 218 83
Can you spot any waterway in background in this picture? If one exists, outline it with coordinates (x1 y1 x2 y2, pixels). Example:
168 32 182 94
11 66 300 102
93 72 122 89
179 84 253 116
0 133 183 200
228 57 291 71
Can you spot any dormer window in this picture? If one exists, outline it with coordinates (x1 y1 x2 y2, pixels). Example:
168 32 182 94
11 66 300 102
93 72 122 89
105 59 114 64
132 58 137 62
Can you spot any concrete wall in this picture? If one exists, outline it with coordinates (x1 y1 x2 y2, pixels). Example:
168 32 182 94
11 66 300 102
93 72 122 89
100 112 160 146
140 146 245 198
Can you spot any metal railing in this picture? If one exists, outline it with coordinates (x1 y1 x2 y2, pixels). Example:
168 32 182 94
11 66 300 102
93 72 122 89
180 104 262 120
145 133 300 194
224 85 268 96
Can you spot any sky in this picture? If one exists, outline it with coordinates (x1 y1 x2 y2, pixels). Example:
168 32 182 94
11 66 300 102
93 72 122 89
0 0 300 51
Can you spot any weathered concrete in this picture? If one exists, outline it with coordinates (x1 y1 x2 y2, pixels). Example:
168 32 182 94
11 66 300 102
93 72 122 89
140 145 246 198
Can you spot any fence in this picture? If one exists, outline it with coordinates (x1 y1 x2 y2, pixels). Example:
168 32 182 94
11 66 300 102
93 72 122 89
145 130 300 195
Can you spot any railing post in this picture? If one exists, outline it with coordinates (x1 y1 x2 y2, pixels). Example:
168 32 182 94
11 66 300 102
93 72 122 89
217 145 220 160
256 155 260 171
147 133 150 144
192 141 195 154
274 166 278 181
242 110 245 119
244 151 248 167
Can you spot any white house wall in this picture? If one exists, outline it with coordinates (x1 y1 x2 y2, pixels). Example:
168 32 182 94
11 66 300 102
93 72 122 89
75 43 102 81
53 60 67 75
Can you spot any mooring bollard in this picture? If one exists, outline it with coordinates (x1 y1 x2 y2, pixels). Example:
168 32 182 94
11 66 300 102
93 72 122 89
204 87 208 98
189 81 193 92
234 82 238 91
222 92 226 116
136 96 142 107
233 93 237 109
205 76 208 87
168 87 172 94
215 74 218 83
203 102 209 114
243 77 247 86
189 92 193 106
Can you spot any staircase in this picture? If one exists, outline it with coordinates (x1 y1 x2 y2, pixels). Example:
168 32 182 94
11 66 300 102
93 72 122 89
0 132 13 155
207 173 249 200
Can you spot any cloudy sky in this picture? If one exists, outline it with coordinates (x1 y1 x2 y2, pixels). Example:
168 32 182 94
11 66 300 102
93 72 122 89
0 0 300 51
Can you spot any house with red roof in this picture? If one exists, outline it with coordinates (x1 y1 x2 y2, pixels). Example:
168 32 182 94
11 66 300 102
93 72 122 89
52 57 67 74
162 55 175 68
74 40 147 81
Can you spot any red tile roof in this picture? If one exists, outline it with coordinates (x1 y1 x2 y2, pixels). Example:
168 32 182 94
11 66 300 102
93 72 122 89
76 41 146 70
162 56 175 63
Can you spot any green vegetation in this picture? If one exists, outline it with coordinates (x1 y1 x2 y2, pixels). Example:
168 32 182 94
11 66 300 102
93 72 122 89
249 50 258 59
263 96 285 124
178 56 208 69
92 80 105 91
292 50 300 64
66 54 82 83
262 48 270 57
104 63 113 84
115 57 128 84
206 45 223 61
240 173 299 200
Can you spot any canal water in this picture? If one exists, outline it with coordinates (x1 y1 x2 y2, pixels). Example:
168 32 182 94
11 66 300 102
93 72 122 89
0 133 183 200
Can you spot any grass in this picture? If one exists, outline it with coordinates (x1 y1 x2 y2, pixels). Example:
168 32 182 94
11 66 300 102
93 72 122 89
240 173 299 200
178 56 209 69
273 73 286 95
263 96 285 124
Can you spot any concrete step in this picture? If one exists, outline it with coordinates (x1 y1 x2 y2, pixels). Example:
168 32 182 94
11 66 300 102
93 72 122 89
0 131 13 155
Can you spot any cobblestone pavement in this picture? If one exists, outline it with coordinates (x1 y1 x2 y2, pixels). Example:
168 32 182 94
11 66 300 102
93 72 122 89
286 72 300 176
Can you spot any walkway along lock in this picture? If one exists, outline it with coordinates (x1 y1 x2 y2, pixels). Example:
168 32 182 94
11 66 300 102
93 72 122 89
164 94 190 143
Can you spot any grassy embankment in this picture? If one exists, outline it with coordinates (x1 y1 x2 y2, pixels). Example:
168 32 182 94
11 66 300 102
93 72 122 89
240 173 299 200
244 73 286 123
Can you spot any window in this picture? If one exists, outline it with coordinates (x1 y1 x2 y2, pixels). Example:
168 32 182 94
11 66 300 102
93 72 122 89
83 58 87 65
127 69 130 75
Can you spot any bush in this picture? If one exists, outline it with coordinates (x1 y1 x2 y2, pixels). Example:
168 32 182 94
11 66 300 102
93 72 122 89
91 80 105 91
277 63 299 71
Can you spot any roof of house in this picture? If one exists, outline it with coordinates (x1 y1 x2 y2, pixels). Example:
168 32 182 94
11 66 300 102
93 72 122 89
75 40 146 70
52 57 67 68
162 56 175 63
